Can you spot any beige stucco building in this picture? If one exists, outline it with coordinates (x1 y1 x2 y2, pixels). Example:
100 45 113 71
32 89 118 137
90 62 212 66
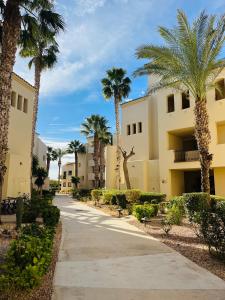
3 73 35 198
106 71 225 198
61 137 102 192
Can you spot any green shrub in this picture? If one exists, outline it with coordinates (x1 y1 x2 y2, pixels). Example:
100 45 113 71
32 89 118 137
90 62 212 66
139 192 166 204
79 189 91 198
125 189 141 203
0 225 54 290
168 196 185 215
102 190 115 204
115 194 127 209
91 189 102 204
183 192 210 222
199 205 225 260
42 205 60 227
102 190 127 206
166 205 183 225
133 204 156 222
151 204 159 216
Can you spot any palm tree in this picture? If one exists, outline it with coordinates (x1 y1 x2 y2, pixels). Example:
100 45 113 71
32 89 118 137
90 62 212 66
46 146 57 176
67 140 86 188
34 167 48 196
81 115 109 188
71 176 80 189
20 39 62 189
52 148 67 188
99 129 112 188
0 0 64 201
102 68 131 189
135 10 225 193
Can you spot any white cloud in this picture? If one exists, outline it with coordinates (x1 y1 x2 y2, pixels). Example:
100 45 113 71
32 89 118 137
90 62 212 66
59 126 81 133
75 0 106 16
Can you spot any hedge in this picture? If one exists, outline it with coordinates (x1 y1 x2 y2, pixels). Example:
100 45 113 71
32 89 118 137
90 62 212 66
139 192 166 204
0 225 54 290
133 204 158 222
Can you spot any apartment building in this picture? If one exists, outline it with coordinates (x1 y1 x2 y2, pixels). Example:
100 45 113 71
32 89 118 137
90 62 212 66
61 137 107 192
106 71 225 198
3 73 35 198
33 133 47 169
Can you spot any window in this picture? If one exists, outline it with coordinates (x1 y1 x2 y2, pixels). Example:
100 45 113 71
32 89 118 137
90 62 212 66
138 122 142 133
127 125 131 135
182 91 190 109
217 122 225 144
78 163 81 167
132 123 136 134
167 94 175 112
63 171 67 179
215 79 225 100
68 170 72 176
23 98 28 113
63 182 66 187
11 91 16 107
17 95 23 110
68 182 72 187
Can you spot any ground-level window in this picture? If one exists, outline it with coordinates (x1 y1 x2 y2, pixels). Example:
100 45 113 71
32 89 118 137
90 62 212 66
182 91 190 109
11 91 16 107
17 95 23 110
138 122 142 133
215 79 225 100
167 94 175 113
68 182 72 187
132 123 136 134
63 182 66 187
127 125 131 135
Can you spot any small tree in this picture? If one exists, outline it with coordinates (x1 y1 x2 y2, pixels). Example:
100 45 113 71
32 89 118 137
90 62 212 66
34 167 48 196
119 147 135 189
71 176 80 189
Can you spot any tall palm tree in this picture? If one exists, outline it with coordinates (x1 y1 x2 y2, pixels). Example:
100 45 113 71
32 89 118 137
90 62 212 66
0 0 64 201
20 38 62 190
67 140 86 188
135 10 225 193
52 148 67 188
99 129 112 188
102 68 131 189
81 115 109 189
46 146 57 176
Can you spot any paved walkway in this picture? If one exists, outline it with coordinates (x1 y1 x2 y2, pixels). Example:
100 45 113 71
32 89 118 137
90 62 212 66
52 195 225 300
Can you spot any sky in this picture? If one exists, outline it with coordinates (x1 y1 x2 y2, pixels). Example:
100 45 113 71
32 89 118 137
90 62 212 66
14 0 225 179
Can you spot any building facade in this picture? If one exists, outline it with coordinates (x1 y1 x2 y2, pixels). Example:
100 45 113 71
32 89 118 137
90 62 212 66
60 137 114 192
3 73 35 198
33 133 47 169
106 71 225 198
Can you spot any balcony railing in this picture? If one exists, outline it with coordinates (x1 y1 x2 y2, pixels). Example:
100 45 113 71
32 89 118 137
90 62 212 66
174 150 200 162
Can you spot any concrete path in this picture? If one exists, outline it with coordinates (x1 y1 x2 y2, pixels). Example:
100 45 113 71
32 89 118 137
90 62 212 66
52 195 225 300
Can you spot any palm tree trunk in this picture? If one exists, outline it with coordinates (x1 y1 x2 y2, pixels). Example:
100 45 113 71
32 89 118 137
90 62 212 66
93 134 100 188
58 160 61 189
75 151 78 188
99 142 105 188
194 98 212 193
114 97 121 189
30 60 41 193
0 0 21 205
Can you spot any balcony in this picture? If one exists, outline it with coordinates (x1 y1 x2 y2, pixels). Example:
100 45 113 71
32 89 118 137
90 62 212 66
174 150 200 162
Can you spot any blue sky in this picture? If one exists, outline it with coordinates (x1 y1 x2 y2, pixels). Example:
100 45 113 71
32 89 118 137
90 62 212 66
14 0 225 178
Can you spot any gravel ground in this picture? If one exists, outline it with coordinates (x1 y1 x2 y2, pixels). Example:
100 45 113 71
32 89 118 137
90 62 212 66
0 222 62 300
84 201 225 282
